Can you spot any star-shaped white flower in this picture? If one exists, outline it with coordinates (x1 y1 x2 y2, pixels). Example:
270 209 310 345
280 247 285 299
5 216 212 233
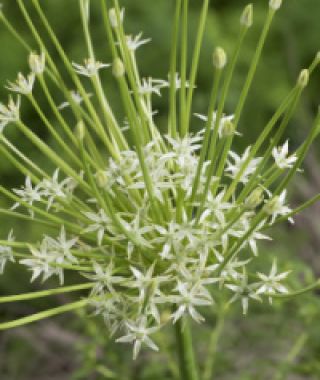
116 316 159 360
0 231 15 274
72 58 111 77
256 260 290 303
272 140 298 169
6 73 35 95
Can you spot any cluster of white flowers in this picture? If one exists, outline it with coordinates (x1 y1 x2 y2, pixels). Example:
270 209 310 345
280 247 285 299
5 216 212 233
0 0 318 362
12 170 78 214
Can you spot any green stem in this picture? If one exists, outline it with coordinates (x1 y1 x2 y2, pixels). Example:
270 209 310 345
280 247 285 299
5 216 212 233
175 317 199 380
203 308 226 380
272 333 308 380
0 283 93 304
0 298 89 330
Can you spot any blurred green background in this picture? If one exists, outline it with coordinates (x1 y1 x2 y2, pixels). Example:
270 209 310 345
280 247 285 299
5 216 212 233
0 0 320 379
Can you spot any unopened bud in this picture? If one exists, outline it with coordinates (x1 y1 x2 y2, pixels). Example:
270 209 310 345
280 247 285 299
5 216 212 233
96 170 108 188
315 51 320 64
297 69 309 88
112 57 125 78
245 188 264 210
269 0 282 10
240 4 253 28
213 47 227 70
160 310 172 324
221 120 235 138
75 121 85 141
109 7 124 28
29 51 46 75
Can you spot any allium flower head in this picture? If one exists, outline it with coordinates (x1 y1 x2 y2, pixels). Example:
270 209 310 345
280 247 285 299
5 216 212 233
0 0 319 363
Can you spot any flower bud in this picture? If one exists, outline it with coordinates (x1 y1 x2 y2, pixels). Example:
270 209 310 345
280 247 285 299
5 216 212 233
113 57 125 78
75 121 85 141
160 310 172 324
29 51 46 75
269 0 282 10
316 51 320 64
213 47 227 70
96 170 108 188
297 69 309 88
109 7 124 28
240 4 253 28
221 120 235 138
245 188 264 210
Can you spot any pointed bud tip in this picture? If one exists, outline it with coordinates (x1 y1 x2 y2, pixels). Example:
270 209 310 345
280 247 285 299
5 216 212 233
240 4 253 28
245 188 264 210
75 121 85 140
269 0 282 11
297 69 309 88
221 120 235 138
112 57 125 78
96 170 108 188
213 47 227 70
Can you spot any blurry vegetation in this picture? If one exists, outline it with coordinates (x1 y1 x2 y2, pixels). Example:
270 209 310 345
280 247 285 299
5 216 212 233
0 0 320 379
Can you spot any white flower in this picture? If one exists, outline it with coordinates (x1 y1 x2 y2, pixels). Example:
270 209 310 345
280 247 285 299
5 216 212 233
0 231 15 274
225 147 262 184
129 264 157 300
239 220 272 256
195 112 240 139
170 281 213 323
264 190 293 224
116 316 159 360
6 73 35 95
72 58 111 77
20 239 65 284
29 51 46 74
272 140 298 169
125 33 151 51
138 78 164 97
0 96 20 132
12 176 42 216
40 169 77 210
82 209 112 245
120 213 153 257
44 226 78 264
226 273 261 315
211 251 250 287
58 90 92 110
199 190 233 225
86 261 125 295
256 260 290 303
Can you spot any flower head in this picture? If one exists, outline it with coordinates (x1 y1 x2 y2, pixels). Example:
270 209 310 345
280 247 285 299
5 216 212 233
72 58 111 77
6 73 35 95
0 96 20 131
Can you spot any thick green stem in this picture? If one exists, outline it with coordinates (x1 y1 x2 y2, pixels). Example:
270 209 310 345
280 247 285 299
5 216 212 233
175 317 199 380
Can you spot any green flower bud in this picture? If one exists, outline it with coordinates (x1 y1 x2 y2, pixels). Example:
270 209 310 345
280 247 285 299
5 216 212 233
297 69 309 88
213 47 227 70
245 188 264 210
29 52 46 75
269 0 282 10
109 7 124 28
75 121 85 141
240 4 253 28
113 57 125 78
221 120 235 138
96 170 108 188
